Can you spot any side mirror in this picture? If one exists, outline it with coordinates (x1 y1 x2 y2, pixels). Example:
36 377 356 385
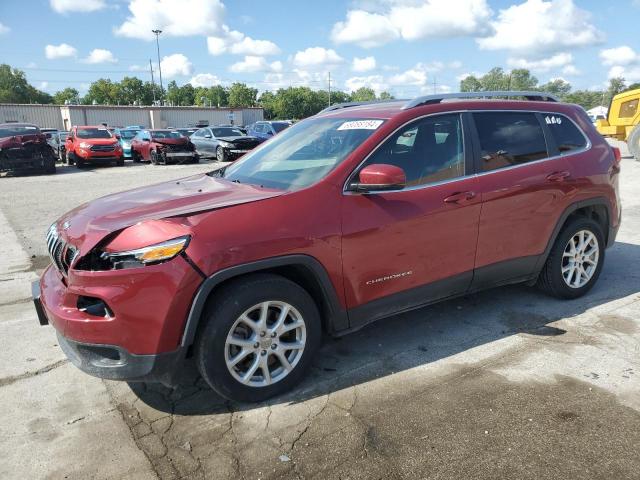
115 134 121 140
351 164 406 192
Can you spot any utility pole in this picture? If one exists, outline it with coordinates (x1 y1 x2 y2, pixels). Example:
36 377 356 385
328 71 331 106
149 59 156 105
152 29 163 105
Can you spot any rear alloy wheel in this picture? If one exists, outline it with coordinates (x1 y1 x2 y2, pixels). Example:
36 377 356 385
537 217 605 299
216 146 227 162
196 274 321 402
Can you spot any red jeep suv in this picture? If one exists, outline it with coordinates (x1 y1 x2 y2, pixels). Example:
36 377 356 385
33 92 621 402
65 126 124 167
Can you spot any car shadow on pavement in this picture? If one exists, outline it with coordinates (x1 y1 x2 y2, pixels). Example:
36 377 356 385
128 240 640 416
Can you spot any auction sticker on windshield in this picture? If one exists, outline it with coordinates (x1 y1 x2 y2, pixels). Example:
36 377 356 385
337 120 384 130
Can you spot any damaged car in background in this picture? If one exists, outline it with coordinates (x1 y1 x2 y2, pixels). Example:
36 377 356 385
130 129 199 165
0 123 56 175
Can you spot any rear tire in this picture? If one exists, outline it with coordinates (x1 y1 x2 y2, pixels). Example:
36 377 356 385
116 156 125 166
150 150 159 165
132 150 141 163
627 124 640 162
195 274 321 402
537 217 605 299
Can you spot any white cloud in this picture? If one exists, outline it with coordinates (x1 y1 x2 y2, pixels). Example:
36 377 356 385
388 64 428 87
478 0 604 56
159 53 193 77
352 56 376 72
0 22 10 34
229 56 282 73
83 48 117 64
50 0 106 13
507 53 573 72
345 75 389 95
189 73 224 87
293 47 344 69
600 46 639 67
45 43 77 59
562 65 580 76
608 65 640 82
38 82 49 91
332 0 492 48
207 28 280 56
115 0 225 39
332 11 399 48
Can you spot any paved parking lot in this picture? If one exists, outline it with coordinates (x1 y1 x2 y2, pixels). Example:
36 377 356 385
1 149 639 479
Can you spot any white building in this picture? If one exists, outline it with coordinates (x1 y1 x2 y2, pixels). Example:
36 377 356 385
0 104 264 131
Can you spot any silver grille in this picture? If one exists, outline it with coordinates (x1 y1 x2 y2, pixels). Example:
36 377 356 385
46 224 77 275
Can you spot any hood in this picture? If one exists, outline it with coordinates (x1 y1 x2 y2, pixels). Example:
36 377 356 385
56 174 284 253
153 137 190 146
77 137 119 146
218 136 259 144
0 134 47 148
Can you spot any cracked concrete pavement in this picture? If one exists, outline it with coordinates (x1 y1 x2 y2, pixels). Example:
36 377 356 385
1 150 639 479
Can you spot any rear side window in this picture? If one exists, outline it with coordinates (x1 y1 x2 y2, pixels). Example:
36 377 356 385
545 115 587 153
473 112 548 172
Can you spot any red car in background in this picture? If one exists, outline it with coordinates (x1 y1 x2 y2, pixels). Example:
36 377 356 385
65 126 124 168
130 129 199 165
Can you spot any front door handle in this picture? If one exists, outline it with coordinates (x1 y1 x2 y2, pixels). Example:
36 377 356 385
444 191 476 204
546 171 571 182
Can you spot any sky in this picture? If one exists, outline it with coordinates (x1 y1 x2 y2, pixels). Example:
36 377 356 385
0 0 639 98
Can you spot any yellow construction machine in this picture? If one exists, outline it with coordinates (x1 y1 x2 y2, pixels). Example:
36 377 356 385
596 88 640 160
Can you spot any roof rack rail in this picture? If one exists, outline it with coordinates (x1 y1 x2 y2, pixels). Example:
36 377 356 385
402 91 559 110
317 99 402 115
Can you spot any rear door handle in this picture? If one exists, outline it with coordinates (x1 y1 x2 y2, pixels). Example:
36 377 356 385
444 191 476 204
546 171 571 182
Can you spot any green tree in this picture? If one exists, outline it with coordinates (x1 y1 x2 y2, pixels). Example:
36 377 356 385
258 90 277 118
564 90 604 110
228 83 258 107
460 75 482 92
350 87 376 102
539 78 572 97
53 87 80 105
379 91 395 100
626 82 640 92
508 69 538 90
166 81 195 106
118 76 147 105
83 79 120 105
0 64 52 103
479 67 511 91
606 77 626 104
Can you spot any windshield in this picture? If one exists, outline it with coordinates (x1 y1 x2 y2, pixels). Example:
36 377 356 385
215 117 384 191
0 125 40 137
77 128 112 139
213 127 244 137
119 129 139 139
151 131 182 139
272 122 289 133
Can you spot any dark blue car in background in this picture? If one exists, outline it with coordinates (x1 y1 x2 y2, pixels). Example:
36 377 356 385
246 121 291 143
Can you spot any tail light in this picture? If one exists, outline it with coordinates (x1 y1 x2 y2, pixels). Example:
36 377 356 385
612 146 621 164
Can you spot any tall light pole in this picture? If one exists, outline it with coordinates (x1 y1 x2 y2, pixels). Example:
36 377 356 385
152 29 163 105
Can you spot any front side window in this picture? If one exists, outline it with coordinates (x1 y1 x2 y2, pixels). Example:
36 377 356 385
215 117 384 191
474 112 548 172
545 115 587 153
272 122 289 133
358 113 465 187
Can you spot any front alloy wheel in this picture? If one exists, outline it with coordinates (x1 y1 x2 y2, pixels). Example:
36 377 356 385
195 274 321 402
225 301 306 387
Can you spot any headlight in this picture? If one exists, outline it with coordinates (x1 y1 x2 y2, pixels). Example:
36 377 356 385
218 140 233 148
79 142 92 149
100 236 190 269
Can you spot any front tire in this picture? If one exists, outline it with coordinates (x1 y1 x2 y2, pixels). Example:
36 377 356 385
65 151 75 166
195 274 321 402
216 146 227 162
537 217 605 299
150 150 159 165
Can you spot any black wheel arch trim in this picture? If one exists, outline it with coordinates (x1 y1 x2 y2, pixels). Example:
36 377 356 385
533 196 615 275
180 254 348 348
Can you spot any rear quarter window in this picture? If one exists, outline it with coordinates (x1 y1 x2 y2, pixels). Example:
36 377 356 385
544 114 587 154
